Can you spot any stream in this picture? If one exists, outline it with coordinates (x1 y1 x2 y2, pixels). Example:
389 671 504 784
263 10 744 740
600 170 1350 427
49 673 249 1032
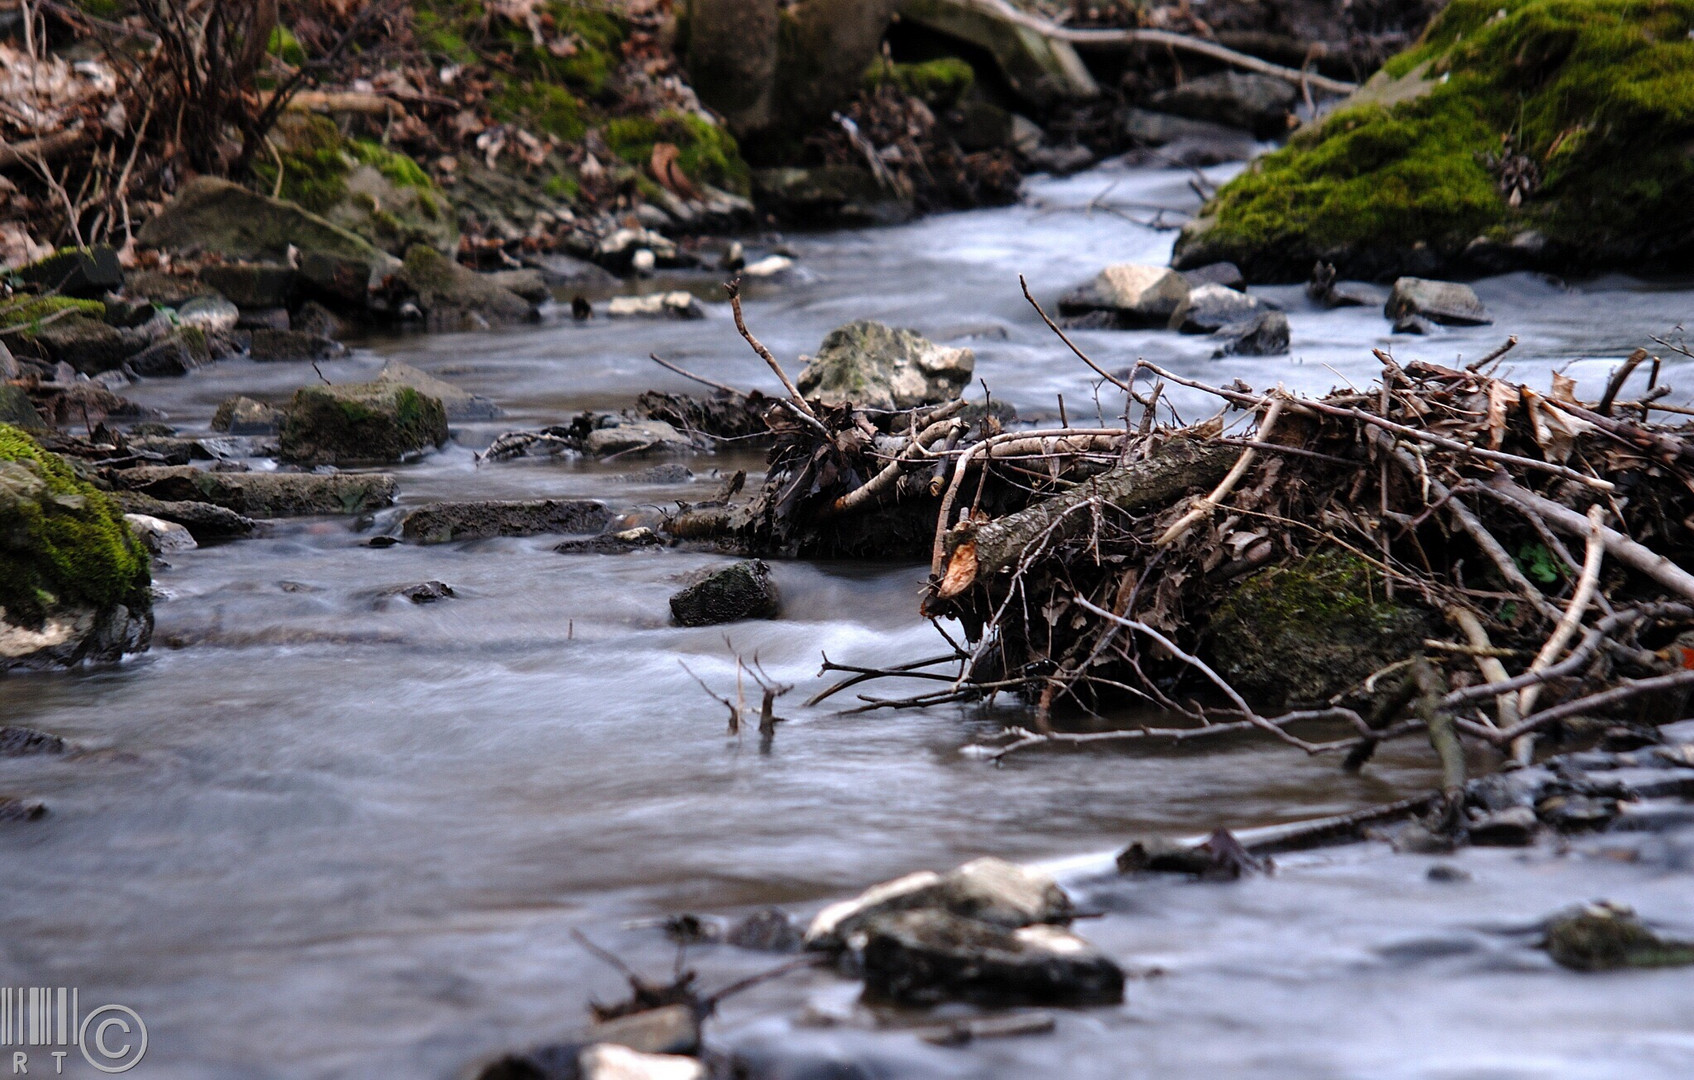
4 158 1694 1079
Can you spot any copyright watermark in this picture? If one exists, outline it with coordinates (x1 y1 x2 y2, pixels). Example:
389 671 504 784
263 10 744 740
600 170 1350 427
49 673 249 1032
1 990 147 1074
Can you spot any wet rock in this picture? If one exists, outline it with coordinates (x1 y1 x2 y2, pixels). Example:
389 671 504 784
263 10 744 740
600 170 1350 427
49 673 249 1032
124 268 217 307
584 419 691 457
211 396 284 436
727 908 802 952
1468 806 1538 846
124 513 197 556
554 527 666 555
395 580 455 604
175 295 240 334
1122 108 1258 166
0 797 48 822
629 464 693 484
292 301 351 341
1169 283 1272 334
396 245 536 330
13 244 123 298
1150 72 1297 139
1116 828 1270 879
1057 264 1190 329
376 359 502 421
249 329 347 362
1181 262 1246 290
1535 793 1618 831
807 857 1072 950
486 269 549 305
1 427 152 672
108 466 395 517
527 253 619 290
607 293 704 320
27 313 132 374
399 499 611 544
752 166 913 228
127 327 217 377
1385 278 1491 327
669 560 781 627
1397 317 1438 338
0 385 43 431
279 381 449 466
1544 901 1694 971
111 493 259 540
1213 310 1290 357
578 1044 704 1080
861 910 1124 1007
198 262 298 309
795 321 974 412
1426 864 1471 883
0 726 66 756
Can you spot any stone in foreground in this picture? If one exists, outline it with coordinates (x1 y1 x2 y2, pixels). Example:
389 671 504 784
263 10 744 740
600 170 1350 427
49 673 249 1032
795 321 974 412
1057 264 1191 329
669 560 780 626
399 499 611 544
861 909 1124 1007
1385 277 1491 326
806 856 1073 950
279 382 448 466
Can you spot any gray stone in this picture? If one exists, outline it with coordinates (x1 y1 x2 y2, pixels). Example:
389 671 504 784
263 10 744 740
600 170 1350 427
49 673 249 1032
669 560 780 626
806 857 1072 950
127 327 219 377
752 165 914 228
584 419 691 457
279 381 449 466
1393 314 1438 335
111 493 258 539
108 466 395 517
0 385 43 430
198 262 298 308
124 513 197 555
1123 108 1258 164
1170 282 1271 333
1213 311 1290 357
211 396 284 435
28 315 133 374
400 499 611 544
1150 72 1297 138
1468 805 1538 846
175 295 241 334
249 329 347 362
376 360 501 421
397 245 535 330
795 321 974 412
0 726 67 756
526 253 619 290
861 909 1124 1007
1181 262 1246 290
486 268 549 304
1386 277 1492 326
553 527 666 555
1058 264 1191 328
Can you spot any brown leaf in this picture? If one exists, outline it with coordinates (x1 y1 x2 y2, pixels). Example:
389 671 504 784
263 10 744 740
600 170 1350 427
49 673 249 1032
649 142 702 201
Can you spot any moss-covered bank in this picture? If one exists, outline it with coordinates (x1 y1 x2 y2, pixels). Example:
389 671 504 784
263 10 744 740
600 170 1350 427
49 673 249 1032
1174 0 1694 281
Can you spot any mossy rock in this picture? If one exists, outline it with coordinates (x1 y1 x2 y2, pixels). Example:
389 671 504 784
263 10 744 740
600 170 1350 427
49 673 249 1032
0 297 133 374
397 245 534 330
602 110 751 197
137 176 390 270
796 320 975 412
12 244 123 298
863 57 975 110
1544 903 1694 971
0 424 152 668
1206 550 1433 707
279 382 449 467
1175 0 1694 282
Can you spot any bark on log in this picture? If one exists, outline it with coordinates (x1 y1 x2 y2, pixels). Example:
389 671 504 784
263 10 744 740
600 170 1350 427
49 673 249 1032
937 438 1238 599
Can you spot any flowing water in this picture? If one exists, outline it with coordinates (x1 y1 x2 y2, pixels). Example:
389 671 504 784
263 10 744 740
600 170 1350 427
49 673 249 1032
3 160 1693 1079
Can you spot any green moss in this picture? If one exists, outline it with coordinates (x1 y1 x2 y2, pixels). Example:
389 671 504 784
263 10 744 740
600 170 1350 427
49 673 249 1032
0 424 149 629
0 296 106 330
349 139 433 190
602 111 750 196
415 0 625 96
251 114 350 215
268 24 306 66
543 171 581 201
863 57 976 109
1183 0 1694 279
491 79 588 143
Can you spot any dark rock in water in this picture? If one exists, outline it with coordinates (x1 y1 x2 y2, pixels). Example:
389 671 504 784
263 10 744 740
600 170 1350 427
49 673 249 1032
1468 806 1538 846
1543 901 1694 971
794 321 974 412
396 581 455 604
1181 262 1245 290
279 381 448 466
1391 315 1434 336
1213 311 1290 357
753 166 913 228
0 797 48 822
212 396 284 436
400 499 611 544
1305 262 1388 308
292 301 351 341
367 536 401 548
0 726 67 756
1207 550 1434 706
0 384 43 431
127 327 216 377
249 329 347 362
553 527 665 555
861 910 1124 1007
28 314 132 375
806 857 1072 951
727 908 802 952
1150 72 1296 139
669 560 780 627
108 466 395 517
1058 264 1190 329
111 492 259 539
1536 794 1617 831
487 269 549 304
14 245 124 298
1386 277 1491 326
376 359 502 421
1170 282 1272 333
1427 864 1471 883
526 253 618 290
629 464 693 484
199 262 297 309
1116 828 1270 880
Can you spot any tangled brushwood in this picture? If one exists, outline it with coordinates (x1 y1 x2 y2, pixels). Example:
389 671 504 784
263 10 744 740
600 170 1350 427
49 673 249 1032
639 280 1694 811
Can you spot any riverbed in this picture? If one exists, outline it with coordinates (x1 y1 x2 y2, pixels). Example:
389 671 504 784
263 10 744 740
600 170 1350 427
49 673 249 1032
4 158 1694 1079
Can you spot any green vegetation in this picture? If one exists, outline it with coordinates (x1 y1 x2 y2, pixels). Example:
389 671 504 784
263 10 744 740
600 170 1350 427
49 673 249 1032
251 114 350 214
267 24 307 66
863 57 975 109
1176 0 1694 279
415 0 626 96
490 79 588 143
0 296 107 330
602 111 750 195
0 424 150 630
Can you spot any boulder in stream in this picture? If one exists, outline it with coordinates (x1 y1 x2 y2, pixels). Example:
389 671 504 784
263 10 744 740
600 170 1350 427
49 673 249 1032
376 360 502 421
668 560 780 627
1169 282 1273 333
396 245 535 330
1 424 153 672
124 513 196 556
794 321 974 412
1057 264 1191 329
1385 277 1492 326
806 856 1073 950
110 492 259 539
860 909 1125 1007
1543 901 1694 971
212 396 285 436
400 499 611 544
1213 310 1291 357
279 381 449 466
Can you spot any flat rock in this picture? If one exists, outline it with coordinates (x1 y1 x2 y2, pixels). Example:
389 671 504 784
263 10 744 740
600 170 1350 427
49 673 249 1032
861 910 1124 1007
108 466 395 517
1181 261 1246 290
1149 71 1297 138
1469 805 1539 846
1386 277 1492 326
111 492 259 539
279 381 448 466
376 359 502 420
1057 264 1190 328
0 726 67 755
584 420 691 457
1213 310 1290 357
554 527 666 555
1170 282 1271 333
669 560 780 627
198 262 298 308
795 321 974 412
400 499 611 544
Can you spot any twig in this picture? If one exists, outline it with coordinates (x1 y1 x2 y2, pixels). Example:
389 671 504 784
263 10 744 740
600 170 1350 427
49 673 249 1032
724 279 828 436
1155 398 1284 545
648 353 747 397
